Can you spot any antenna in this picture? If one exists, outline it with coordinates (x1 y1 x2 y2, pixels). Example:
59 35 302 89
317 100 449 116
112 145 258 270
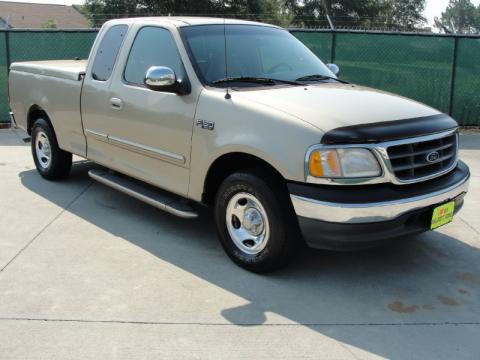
223 8 231 99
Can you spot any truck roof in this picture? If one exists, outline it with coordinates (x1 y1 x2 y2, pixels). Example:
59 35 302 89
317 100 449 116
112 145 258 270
106 16 279 28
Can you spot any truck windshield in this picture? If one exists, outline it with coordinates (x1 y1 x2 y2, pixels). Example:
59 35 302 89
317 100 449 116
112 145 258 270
180 24 335 87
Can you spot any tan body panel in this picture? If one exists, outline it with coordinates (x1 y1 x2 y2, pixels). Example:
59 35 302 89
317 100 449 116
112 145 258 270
9 67 87 157
234 83 440 132
188 89 322 201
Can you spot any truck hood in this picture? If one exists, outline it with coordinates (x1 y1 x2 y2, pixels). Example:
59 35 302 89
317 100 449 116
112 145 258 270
234 83 440 133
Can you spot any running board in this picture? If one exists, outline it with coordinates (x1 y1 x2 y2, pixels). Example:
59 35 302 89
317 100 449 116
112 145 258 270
88 169 198 219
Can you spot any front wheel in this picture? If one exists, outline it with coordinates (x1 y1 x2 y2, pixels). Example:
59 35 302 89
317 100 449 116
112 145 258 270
31 118 72 180
214 171 300 273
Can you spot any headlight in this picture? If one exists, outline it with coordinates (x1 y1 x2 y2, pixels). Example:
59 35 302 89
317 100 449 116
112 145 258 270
308 148 381 178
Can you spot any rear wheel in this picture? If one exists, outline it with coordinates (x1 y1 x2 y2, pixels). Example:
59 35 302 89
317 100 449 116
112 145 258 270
214 170 300 273
31 118 72 180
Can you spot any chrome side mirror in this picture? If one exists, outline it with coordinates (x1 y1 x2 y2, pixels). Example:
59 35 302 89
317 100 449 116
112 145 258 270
144 66 176 90
326 63 340 76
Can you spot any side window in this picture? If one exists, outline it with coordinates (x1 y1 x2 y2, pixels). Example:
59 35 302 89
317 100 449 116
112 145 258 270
124 27 183 85
92 24 128 81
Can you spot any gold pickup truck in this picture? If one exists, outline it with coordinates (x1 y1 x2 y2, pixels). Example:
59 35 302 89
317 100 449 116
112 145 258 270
8 17 470 272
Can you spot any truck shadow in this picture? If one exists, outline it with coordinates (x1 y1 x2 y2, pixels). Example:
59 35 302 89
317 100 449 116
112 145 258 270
19 161 480 359
0 128 30 146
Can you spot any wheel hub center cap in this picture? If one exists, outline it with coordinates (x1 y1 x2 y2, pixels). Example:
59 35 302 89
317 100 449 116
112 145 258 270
243 208 264 236
42 143 50 156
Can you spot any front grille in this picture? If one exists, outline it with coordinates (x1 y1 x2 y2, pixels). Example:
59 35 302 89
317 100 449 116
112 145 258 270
387 132 458 182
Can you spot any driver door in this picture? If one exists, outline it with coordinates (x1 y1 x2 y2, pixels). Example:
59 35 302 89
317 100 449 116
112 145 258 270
103 25 197 197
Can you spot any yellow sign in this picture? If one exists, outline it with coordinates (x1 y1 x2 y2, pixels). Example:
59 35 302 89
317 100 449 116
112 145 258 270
431 201 455 230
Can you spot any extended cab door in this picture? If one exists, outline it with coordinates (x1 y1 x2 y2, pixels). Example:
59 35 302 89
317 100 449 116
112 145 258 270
82 23 198 197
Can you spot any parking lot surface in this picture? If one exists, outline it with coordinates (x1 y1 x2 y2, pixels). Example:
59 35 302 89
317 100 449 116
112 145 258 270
1 128 479 359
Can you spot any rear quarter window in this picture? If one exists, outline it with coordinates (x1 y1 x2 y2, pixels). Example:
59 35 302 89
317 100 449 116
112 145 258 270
91 24 128 81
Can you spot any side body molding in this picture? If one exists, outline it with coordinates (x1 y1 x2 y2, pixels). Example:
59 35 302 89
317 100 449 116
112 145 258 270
84 129 185 164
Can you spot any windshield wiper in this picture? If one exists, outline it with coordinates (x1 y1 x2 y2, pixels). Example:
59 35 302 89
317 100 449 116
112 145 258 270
295 74 349 84
211 77 302 86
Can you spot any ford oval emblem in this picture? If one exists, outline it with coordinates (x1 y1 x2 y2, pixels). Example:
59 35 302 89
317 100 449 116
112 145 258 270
426 151 440 163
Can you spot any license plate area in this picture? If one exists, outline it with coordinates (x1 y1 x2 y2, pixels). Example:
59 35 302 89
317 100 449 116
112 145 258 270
431 201 455 230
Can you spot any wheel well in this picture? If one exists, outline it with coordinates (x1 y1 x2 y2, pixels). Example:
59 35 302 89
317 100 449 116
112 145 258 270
202 152 286 205
27 105 51 135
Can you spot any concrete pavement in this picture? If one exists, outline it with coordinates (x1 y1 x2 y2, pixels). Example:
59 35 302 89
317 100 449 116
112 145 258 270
0 128 479 359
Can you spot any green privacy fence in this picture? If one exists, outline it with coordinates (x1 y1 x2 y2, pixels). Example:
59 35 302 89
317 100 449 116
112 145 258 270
0 29 98 125
0 29 479 125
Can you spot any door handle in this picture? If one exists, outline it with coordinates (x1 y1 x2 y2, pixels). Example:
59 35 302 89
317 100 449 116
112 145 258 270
110 97 123 110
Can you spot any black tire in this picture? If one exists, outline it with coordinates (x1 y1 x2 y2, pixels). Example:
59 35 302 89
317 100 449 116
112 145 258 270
214 170 300 273
31 118 72 180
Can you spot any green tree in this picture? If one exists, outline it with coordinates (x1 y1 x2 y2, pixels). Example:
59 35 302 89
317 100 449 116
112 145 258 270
139 0 218 15
382 0 427 30
285 0 426 30
286 0 386 28
40 19 57 28
83 0 429 29
84 0 142 27
84 0 291 27
222 0 292 26
439 0 480 33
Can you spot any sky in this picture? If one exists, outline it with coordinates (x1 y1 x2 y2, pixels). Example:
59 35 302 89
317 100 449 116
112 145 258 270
1 0 480 28
425 0 480 26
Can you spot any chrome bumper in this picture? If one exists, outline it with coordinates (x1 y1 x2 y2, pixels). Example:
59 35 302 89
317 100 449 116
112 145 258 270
291 173 470 224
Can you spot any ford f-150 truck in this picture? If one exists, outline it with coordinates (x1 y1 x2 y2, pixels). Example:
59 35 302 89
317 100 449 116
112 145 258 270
9 17 470 272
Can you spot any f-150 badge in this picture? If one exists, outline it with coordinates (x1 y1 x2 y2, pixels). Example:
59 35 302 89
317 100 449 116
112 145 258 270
196 119 215 131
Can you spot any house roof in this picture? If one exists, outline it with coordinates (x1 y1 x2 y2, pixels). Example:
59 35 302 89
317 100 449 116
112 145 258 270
0 1 89 28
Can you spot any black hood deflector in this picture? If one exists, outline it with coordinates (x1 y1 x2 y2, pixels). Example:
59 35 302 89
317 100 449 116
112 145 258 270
321 114 458 144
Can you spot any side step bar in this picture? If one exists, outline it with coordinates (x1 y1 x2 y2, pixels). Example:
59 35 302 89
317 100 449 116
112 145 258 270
88 169 198 219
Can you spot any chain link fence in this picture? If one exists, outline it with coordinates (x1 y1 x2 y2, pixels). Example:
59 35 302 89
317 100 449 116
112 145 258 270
0 28 478 126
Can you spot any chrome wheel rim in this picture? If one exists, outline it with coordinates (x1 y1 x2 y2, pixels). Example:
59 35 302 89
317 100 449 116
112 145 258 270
35 130 51 169
226 192 270 255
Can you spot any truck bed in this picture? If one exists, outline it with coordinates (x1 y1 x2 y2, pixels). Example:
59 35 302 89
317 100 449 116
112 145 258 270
9 59 88 156
10 59 87 81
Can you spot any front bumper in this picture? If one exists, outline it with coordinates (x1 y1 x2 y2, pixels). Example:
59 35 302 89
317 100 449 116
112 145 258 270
289 161 470 250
